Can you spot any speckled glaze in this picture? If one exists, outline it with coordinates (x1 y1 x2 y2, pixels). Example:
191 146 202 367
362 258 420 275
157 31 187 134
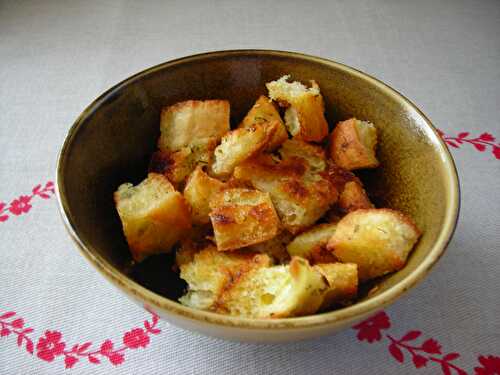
56 50 459 343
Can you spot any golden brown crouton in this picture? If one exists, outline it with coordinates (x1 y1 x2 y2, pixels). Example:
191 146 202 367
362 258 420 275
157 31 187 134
216 257 328 318
239 95 288 151
183 167 225 225
211 123 277 177
286 223 338 263
314 263 358 309
158 100 230 152
329 118 379 170
234 149 338 233
327 209 421 281
266 75 329 142
338 180 373 213
246 230 293 263
178 244 272 311
114 173 191 262
149 137 216 187
209 188 280 251
278 139 327 173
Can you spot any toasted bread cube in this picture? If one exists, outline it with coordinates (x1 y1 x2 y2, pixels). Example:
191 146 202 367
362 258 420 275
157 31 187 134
278 139 327 173
217 257 327 318
239 95 288 151
211 123 276 177
338 180 373 213
329 118 379 170
286 223 338 263
158 100 230 152
234 153 338 233
266 75 328 142
183 167 225 225
209 188 280 251
247 230 293 263
178 244 272 310
114 173 191 262
327 209 421 281
314 263 358 309
149 137 216 187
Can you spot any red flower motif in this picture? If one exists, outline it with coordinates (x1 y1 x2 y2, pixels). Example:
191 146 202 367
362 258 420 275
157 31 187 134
36 330 66 362
353 311 391 343
0 202 8 222
123 328 150 349
475 355 500 375
8 195 32 216
421 338 442 354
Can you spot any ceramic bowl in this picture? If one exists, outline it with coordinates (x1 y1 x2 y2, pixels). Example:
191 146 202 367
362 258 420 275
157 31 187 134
56 50 459 343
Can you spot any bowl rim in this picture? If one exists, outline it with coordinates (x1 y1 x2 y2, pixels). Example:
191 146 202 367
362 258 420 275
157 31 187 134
56 49 460 330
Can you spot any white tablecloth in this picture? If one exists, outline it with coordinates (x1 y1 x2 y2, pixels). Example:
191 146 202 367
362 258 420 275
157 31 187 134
1 1 499 374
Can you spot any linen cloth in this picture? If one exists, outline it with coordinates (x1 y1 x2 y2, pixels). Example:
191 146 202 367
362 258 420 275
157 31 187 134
0 0 499 374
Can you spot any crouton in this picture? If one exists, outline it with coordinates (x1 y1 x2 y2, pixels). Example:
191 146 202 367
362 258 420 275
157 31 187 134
278 139 327 173
234 152 338 233
327 209 421 281
178 244 272 310
114 173 191 262
266 75 329 142
329 118 379 170
183 167 225 225
246 230 293 263
338 180 373 213
209 188 280 251
239 95 288 151
286 223 338 263
158 100 230 152
314 263 358 309
217 257 328 318
149 137 216 187
211 123 277 177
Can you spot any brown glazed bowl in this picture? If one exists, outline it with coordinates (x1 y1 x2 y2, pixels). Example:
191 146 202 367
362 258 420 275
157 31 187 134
56 50 459 343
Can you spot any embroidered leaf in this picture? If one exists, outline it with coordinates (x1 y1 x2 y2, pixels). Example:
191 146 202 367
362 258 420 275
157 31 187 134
11 318 24 329
100 339 114 353
0 328 11 337
25 339 34 354
458 132 469 139
479 132 495 142
472 143 487 152
77 342 92 353
493 145 500 159
0 312 16 319
446 141 459 148
22 328 33 335
150 328 161 334
421 338 442 354
412 354 428 368
64 355 79 369
400 330 421 342
443 352 460 361
32 185 41 194
144 320 151 330
388 343 404 363
38 193 51 199
108 352 125 366
17 334 23 346
88 355 101 364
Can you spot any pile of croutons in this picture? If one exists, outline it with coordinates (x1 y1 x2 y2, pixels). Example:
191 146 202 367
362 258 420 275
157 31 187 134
114 75 421 319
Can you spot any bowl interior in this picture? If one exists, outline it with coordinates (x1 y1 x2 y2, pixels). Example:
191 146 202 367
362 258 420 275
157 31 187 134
58 51 458 319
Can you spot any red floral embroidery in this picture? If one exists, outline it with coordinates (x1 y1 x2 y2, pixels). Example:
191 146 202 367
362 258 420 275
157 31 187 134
352 311 391 343
0 181 54 223
475 356 500 375
0 309 161 369
123 328 150 349
354 312 500 375
438 130 500 159
8 195 32 216
36 331 65 362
